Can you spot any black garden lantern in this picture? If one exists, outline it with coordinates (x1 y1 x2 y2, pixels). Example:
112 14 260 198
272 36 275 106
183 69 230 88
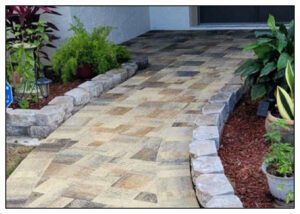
36 77 52 98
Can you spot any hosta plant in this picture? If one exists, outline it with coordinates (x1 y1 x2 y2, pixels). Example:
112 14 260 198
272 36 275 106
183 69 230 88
235 14 294 100
276 61 294 120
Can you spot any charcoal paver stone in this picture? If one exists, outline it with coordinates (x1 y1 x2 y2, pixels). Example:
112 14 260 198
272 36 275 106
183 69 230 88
206 195 243 208
65 88 90 106
195 174 234 206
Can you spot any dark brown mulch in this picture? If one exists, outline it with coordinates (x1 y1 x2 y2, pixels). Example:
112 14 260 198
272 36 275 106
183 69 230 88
219 95 274 208
12 80 83 109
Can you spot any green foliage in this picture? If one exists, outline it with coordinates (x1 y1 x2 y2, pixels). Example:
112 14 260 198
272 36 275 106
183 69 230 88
276 61 294 120
235 15 294 100
19 99 30 109
6 44 36 86
264 119 289 143
264 143 294 177
51 16 131 82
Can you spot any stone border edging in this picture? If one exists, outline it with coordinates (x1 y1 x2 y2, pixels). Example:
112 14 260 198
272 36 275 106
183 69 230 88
189 76 247 208
6 62 138 138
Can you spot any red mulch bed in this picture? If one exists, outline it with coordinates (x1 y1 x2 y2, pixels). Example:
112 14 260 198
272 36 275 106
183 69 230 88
219 95 274 208
12 80 83 109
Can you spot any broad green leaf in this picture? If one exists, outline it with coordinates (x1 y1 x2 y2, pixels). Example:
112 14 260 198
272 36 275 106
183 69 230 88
243 42 259 51
275 31 288 53
277 53 291 70
251 84 267 100
276 86 294 120
254 45 272 59
287 20 294 39
267 15 276 32
259 62 276 77
285 60 294 98
255 31 273 38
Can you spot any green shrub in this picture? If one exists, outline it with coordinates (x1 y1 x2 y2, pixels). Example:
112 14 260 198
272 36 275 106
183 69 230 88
51 16 131 82
264 143 294 177
235 15 294 100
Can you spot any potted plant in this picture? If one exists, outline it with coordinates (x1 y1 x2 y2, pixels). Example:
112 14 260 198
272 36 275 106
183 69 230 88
265 61 294 144
51 16 131 82
262 142 294 203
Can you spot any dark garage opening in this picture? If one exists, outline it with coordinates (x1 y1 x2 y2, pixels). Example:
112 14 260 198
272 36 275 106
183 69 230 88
198 6 294 24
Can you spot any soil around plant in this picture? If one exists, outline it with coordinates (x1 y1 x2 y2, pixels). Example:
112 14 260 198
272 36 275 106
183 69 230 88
12 80 83 110
219 95 274 208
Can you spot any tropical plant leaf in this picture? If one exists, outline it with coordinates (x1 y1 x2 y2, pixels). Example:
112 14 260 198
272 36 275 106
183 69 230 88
285 60 294 98
251 84 267 100
277 52 292 70
253 45 272 59
276 86 294 120
260 62 276 77
275 31 288 53
267 15 276 32
255 31 273 38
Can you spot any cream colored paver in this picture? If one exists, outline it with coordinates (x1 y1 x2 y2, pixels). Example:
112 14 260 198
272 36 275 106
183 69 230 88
6 30 253 208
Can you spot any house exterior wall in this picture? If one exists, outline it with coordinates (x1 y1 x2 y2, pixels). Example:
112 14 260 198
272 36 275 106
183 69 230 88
149 6 191 30
43 6 150 45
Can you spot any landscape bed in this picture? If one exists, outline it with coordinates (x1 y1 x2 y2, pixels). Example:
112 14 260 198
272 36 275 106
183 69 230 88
219 95 274 208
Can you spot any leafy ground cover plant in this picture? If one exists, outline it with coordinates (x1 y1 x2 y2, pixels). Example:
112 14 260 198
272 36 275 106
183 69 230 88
52 17 131 82
264 143 294 178
235 15 294 100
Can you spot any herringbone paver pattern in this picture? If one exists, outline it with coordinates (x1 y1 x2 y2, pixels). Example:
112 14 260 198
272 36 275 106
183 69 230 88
6 30 254 208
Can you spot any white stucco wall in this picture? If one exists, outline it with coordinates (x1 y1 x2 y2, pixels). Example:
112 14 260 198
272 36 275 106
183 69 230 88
149 6 191 30
43 6 150 45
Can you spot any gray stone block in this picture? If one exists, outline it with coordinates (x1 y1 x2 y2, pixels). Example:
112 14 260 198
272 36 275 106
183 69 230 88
202 102 229 124
92 74 114 91
65 88 90 106
194 114 220 128
206 195 243 208
221 84 246 104
105 69 124 85
78 81 103 97
48 96 74 115
6 109 38 127
195 174 234 207
193 126 220 149
29 125 56 138
209 92 235 113
6 125 28 136
36 105 65 127
107 68 128 82
189 140 217 158
191 156 224 178
228 76 244 85
122 62 138 77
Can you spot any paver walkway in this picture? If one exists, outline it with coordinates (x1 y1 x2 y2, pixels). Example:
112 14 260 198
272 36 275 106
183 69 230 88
7 30 254 208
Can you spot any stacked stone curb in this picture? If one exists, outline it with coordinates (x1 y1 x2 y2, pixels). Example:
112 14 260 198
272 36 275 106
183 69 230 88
189 76 246 208
6 62 139 139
